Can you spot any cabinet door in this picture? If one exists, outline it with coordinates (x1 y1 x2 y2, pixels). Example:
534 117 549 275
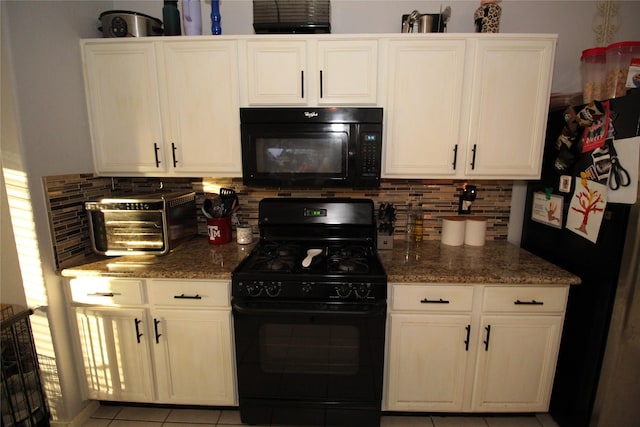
317 40 378 105
472 315 562 412
386 313 471 411
464 38 555 178
383 39 466 178
74 307 154 402
82 42 165 174
246 40 307 105
151 309 236 405
159 41 241 175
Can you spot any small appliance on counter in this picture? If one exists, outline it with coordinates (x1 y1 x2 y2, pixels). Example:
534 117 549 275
401 6 450 33
98 10 163 37
252 0 330 33
85 191 197 256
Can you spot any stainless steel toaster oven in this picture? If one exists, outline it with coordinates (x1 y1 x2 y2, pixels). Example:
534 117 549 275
85 191 197 256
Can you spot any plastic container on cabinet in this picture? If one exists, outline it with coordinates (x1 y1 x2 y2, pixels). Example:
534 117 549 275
605 41 640 98
581 47 607 103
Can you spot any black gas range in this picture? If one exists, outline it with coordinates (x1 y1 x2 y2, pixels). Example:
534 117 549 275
231 198 387 427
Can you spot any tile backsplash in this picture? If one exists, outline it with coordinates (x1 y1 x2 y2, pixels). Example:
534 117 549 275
44 174 512 270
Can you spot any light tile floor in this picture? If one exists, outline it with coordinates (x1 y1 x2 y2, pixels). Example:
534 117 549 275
84 405 561 427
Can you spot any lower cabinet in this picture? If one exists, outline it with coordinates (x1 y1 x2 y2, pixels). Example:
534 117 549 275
385 283 568 413
68 277 236 405
471 315 562 412
74 306 155 402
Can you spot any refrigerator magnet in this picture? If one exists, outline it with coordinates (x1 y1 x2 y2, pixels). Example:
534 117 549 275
531 191 563 229
559 175 572 193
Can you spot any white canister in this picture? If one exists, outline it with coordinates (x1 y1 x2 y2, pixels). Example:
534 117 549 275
236 224 253 245
465 217 487 246
441 216 466 246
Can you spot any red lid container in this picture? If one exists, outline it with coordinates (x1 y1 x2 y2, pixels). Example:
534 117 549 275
605 41 640 98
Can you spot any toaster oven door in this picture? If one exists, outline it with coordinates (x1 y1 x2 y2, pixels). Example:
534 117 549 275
90 210 167 255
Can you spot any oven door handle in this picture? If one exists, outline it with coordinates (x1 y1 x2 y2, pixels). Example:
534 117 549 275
232 299 387 317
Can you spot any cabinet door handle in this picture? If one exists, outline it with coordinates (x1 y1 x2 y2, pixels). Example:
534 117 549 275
154 318 162 343
483 324 491 351
319 70 324 98
514 299 544 305
470 144 477 170
452 144 458 170
420 298 450 304
134 318 143 344
87 292 119 297
301 70 305 99
153 143 161 167
171 143 178 167
464 324 471 351
174 294 202 300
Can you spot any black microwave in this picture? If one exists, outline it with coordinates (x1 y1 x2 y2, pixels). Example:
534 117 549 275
240 107 383 188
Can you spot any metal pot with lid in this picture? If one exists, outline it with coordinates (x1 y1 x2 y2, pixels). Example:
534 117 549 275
99 10 163 37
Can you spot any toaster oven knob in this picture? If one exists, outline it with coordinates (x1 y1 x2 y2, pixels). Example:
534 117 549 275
265 282 282 297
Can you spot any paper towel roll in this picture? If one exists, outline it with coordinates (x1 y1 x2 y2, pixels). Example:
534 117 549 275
441 217 466 246
465 217 487 246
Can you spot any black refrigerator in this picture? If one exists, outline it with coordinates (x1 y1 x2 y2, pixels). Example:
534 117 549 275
521 90 640 427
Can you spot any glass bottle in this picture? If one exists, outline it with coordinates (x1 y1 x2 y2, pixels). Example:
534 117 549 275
414 203 423 242
406 203 416 242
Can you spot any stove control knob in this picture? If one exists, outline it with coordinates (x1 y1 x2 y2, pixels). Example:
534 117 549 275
336 284 352 298
355 283 371 299
265 282 282 297
301 283 314 294
244 281 263 297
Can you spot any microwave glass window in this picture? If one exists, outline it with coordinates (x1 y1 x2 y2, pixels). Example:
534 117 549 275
255 134 346 175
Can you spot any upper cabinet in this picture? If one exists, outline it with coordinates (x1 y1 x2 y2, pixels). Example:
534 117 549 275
242 37 378 106
383 38 467 177
464 38 555 178
382 35 556 180
82 39 241 177
81 34 555 180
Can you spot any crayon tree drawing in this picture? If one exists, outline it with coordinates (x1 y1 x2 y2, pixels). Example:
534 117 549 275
567 177 607 242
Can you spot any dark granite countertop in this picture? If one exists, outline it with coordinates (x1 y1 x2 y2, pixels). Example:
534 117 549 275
60 236 580 286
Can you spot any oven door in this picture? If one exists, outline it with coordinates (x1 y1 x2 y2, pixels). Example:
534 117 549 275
89 209 167 255
232 298 386 426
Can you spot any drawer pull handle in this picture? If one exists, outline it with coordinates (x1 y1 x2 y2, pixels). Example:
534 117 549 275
154 318 162 343
420 298 450 304
514 299 544 305
87 292 119 297
483 324 491 351
174 294 202 300
134 318 143 344
464 324 471 351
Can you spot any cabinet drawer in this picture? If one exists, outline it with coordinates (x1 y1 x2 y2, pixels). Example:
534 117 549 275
69 278 145 306
148 280 230 308
482 286 569 313
392 285 474 312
